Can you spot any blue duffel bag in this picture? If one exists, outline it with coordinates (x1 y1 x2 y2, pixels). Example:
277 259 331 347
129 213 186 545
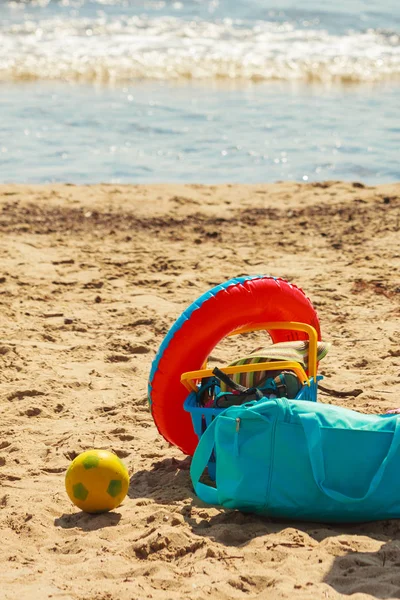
190 397 400 523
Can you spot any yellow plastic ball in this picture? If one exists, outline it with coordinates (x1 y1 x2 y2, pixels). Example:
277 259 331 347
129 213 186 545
65 449 129 513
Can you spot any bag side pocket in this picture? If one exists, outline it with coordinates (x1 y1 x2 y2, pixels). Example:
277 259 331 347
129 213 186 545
216 412 274 511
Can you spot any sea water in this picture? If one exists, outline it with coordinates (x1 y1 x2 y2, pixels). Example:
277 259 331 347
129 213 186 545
0 0 399 184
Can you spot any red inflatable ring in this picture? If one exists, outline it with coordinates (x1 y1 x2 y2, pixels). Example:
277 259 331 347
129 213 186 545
148 276 321 456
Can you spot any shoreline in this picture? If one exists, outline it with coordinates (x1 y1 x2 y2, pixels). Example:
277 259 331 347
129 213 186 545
1 181 399 600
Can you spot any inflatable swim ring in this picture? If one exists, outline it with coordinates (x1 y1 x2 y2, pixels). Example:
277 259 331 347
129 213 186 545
148 275 321 456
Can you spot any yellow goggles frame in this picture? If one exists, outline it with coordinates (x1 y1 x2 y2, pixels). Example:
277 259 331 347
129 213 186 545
180 321 318 393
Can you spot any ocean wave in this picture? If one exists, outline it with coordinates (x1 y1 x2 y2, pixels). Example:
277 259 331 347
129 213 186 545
1 16 399 83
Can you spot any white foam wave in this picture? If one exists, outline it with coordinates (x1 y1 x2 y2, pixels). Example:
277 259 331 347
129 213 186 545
1 16 399 83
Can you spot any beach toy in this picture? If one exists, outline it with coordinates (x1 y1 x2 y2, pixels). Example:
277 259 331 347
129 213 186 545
148 275 321 456
65 449 129 513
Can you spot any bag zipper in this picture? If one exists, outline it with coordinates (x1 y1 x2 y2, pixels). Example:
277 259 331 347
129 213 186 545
234 417 241 456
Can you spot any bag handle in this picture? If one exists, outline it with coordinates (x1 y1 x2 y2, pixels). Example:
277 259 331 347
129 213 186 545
299 413 400 504
190 415 220 505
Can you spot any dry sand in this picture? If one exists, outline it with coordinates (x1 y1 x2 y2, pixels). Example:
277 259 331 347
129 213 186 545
0 181 399 600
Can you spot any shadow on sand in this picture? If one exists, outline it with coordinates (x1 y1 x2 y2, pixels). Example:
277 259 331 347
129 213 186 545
54 511 122 531
129 456 400 598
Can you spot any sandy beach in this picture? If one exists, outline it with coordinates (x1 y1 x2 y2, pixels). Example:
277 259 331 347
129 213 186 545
0 181 399 600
